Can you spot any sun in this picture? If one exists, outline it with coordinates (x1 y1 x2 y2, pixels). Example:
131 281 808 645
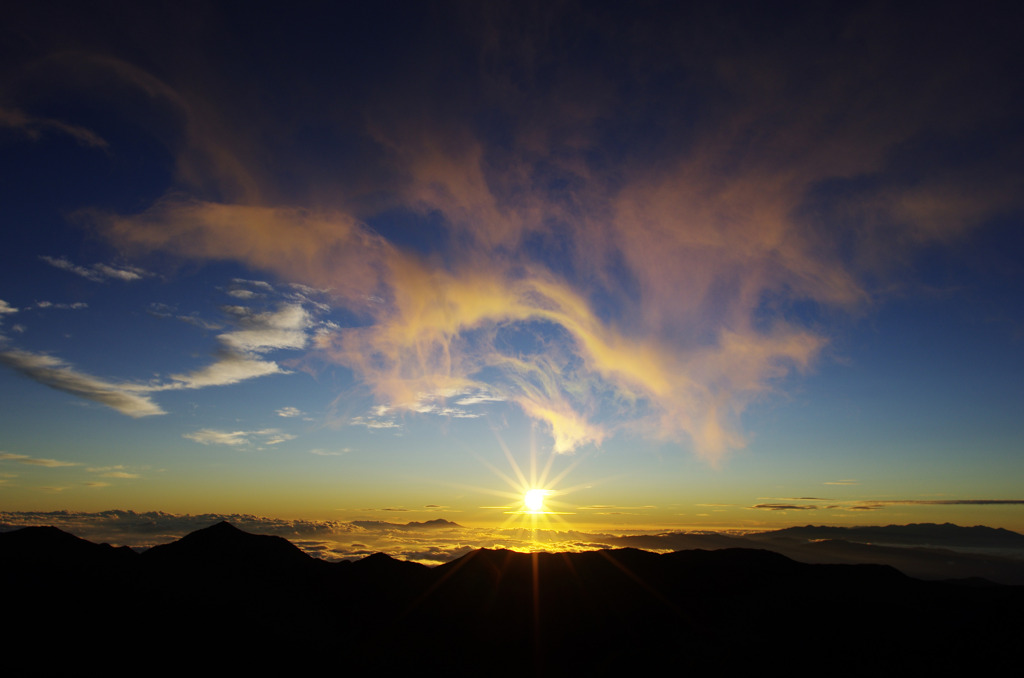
466 428 593 540
524 488 547 513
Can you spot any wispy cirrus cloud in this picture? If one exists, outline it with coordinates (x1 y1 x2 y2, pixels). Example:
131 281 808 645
310 448 350 456
751 504 819 512
867 499 1024 507
1 288 320 416
0 452 78 467
82 3 1023 461
0 349 165 417
183 429 249 446
155 303 310 390
0 106 108 148
349 415 402 431
86 465 141 479
34 301 88 310
40 255 149 282
183 428 295 447
750 497 1024 512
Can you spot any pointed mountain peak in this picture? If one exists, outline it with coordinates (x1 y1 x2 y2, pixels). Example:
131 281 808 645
200 520 244 534
141 520 314 569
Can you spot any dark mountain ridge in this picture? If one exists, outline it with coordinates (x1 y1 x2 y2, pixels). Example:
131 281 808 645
142 520 318 571
3 522 1021 674
754 522 1024 549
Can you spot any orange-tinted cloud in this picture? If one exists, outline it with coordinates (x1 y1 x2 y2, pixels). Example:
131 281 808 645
74 3 1021 459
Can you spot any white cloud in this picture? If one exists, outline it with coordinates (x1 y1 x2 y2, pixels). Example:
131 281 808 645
0 294 318 418
149 304 311 391
86 465 141 479
350 416 401 430
176 314 222 331
256 428 296 445
454 390 504 406
220 304 311 352
395 388 499 419
183 429 250 446
232 278 275 292
34 301 88 310
40 255 149 283
277 406 303 417
164 355 284 389
92 263 145 281
183 428 295 447
310 448 350 456
226 279 275 300
0 349 165 417
0 452 78 467
289 282 325 295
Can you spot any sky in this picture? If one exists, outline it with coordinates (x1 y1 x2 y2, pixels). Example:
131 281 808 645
2 1 1023 545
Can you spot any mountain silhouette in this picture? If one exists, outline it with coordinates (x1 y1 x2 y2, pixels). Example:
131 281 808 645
404 517 461 528
141 519 318 572
349 517 463 530
4 521 1022 674
755 522 1024 549
0 524 137 571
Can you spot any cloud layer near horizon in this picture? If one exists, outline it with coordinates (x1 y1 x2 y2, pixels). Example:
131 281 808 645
12 3 1022 459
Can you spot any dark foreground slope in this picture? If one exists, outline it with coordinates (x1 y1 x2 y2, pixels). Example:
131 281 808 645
4 522 1022 675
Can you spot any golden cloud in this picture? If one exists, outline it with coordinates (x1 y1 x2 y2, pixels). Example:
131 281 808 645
78 3 1021 460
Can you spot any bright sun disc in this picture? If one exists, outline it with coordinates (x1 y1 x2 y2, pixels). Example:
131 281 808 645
524 488 547 512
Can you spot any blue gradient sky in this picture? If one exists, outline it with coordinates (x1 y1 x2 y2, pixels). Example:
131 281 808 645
2 1 1023 533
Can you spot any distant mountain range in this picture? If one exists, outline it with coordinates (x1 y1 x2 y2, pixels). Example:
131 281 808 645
3 521 1022 674
349 517 463 530
602 522 1024 585
754 522 1024 549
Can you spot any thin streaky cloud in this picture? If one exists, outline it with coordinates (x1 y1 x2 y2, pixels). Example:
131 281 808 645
874 499 1024 506
350 416 401 430
0 452 79 467
750 497 1024 511
183 428 295 447
163 354 284 390
0 298 319 417
0 106 108 148
12 3 1023 467
40 256 148 282
750 504 819 511
0 349 165 417
34 301 88 310
150 303 311 391
310 448 350 456
183 429 250 446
